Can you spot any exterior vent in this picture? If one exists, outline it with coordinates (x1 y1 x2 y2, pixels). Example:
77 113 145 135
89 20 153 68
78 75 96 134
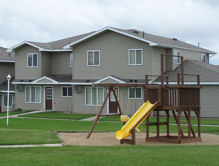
74 86 83 93
16 85 24 92
172 38 178 41
133 30 139 34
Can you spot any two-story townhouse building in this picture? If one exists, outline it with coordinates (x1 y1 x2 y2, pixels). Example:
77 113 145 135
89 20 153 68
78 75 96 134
9 27 216 117
0 47 15 112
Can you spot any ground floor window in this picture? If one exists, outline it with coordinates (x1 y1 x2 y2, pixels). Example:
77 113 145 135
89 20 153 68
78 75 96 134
25 86 41 103
62 86 72 97
3 94 13 107
85 87 104 106
128 87 142 99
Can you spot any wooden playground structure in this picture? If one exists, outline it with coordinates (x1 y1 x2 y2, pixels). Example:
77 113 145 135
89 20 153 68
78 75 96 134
87 54 201 144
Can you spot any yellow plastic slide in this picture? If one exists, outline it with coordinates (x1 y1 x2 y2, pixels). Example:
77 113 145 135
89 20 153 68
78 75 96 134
116 100 158 140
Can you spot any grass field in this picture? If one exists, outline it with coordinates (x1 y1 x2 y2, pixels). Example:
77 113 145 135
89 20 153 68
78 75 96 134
0 112 219 166
0 110 33 117
0 146 219 166
20 111 95 120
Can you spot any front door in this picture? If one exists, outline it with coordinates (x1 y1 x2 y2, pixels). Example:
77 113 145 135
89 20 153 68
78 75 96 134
45 87 53 110
109 88 119 114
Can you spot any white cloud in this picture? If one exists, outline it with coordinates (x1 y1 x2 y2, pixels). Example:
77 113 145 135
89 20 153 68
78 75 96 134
0 0 218 64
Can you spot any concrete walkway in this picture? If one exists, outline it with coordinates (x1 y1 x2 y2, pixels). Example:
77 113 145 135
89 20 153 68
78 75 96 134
80 116 97 121
0 110 44 119
0 143 62 148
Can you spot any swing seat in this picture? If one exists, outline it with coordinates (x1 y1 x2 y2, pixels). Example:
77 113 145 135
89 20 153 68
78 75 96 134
120 115 130 123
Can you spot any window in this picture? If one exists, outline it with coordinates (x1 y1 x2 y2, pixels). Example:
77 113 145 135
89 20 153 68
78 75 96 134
87 50 100 66
173 51 181 63
128 87 142 99
25 86 41 103
85 87 104 106
70 53 73 68
27 53 38 67
62 86 72 97
3 94 13 107
201 54 206 63
128 49 143 65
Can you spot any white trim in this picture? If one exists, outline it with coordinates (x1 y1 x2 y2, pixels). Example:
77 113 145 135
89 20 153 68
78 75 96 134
32 76 59 84
87 50 101 66
25 86 41 103
61 86 72 97
2 94 13 107
64 27 157 49
70 53 73 68
12 81 92 85
0 90 15 93
85 87 104 106
7 41 72 52
0 60 15 63
27 53 38 67
94 76 126 84
154 82 219 85
128 87 142 99
128 49 143 65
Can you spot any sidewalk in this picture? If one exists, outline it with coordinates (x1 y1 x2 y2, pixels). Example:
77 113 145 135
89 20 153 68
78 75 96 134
0 143 62 148
0 110 44 119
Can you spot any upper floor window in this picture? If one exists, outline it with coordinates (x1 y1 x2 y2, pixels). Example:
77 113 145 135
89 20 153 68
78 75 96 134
27 53 38 67
201 54 206 63
173 51 181 64
62 86 72 97
87 50 100 66
128 87 142 99
128 49 143 65
70 53 73 68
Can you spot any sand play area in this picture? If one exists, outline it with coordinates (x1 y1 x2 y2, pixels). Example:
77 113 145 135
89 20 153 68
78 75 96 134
58 132 219 146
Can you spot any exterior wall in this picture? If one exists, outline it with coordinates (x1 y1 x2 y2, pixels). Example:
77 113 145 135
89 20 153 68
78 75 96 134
0 63 14 84
50 52 72 75
0 93 14 112
172 48 208 70
72 85 144 115
200 85 219 117
152 47 166 76
41 52 51 76
72 31 167 80
15 45 41 80
53 85 72 112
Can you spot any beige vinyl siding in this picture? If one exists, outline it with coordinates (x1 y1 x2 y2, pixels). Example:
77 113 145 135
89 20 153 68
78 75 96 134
15 45 41 80
50 52 72 75
72 31 161 80
200 85 219 117
41 52 51 76
0 63 14 84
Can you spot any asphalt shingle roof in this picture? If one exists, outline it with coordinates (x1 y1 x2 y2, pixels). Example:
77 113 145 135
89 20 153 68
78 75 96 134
0 47 15 61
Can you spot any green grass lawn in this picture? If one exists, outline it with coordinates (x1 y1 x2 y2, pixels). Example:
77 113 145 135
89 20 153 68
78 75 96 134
0 117 219 145
0 146 219 166
0 110 33 117
20 111 95 120
100 115 219 125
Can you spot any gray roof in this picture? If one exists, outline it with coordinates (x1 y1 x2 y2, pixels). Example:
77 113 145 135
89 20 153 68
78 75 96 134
0 47 15 61
10 27 215 54
156 60 219 82
0 77 15 91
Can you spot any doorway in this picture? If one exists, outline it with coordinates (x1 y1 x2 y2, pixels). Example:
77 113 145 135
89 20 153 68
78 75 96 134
109 88 119 114
45 87 53 110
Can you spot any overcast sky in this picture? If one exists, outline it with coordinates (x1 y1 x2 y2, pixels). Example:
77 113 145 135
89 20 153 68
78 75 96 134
0 0 218 64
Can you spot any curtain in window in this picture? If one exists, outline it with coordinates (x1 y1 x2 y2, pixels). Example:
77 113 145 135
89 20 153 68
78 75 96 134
130 50 135 64
86 88 92 105
136 50 142 64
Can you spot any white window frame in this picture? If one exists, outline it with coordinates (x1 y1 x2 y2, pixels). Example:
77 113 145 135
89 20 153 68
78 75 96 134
25 86 41 103
85 87 104 106
173 50 181 64
201 54 206 63
87 50 100 66
70 53 73 68
61 86 72 97
128 49 143 65
27 53 38 67
3 94 13 107
128 87 142 99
